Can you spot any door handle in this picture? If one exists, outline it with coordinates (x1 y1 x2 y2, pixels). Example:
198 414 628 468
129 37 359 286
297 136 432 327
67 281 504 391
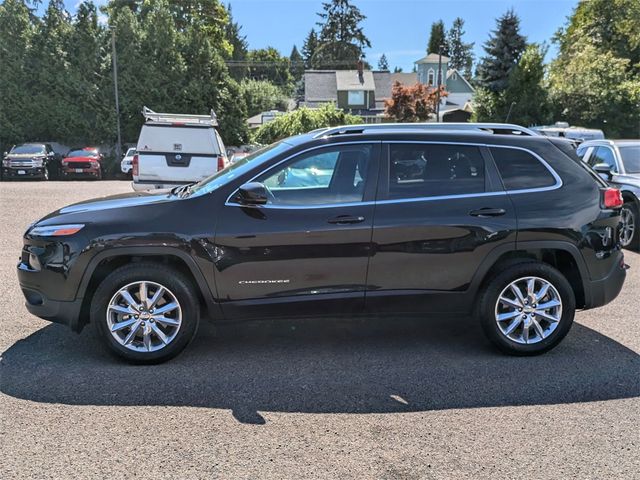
328 215 365 225
469 208 506 218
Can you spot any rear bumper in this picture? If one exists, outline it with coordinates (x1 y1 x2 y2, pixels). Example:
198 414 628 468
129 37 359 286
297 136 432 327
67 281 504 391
132 180 185 191
583 251 627 309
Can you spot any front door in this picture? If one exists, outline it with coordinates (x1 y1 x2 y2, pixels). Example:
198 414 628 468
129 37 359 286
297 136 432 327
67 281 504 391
214 142 380 319
366 141 517 314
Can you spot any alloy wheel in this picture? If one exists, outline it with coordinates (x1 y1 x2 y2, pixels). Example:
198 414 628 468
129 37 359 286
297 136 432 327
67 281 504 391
106 281 182 352
620 205 636 247
494 276 562 344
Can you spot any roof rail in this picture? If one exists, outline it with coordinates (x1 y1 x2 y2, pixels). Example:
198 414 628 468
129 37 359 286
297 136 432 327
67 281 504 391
142 106 218 127
312 122 538 139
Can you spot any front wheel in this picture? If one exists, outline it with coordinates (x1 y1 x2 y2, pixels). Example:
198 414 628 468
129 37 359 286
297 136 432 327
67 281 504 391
478 262 575 355
91 263 200 363
620 202 639 251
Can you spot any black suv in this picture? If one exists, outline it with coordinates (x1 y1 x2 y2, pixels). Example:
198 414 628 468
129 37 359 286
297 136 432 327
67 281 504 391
18 126 627 363
2 143 60 180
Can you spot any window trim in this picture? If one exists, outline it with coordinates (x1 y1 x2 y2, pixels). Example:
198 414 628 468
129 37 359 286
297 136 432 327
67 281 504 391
225 141 562 209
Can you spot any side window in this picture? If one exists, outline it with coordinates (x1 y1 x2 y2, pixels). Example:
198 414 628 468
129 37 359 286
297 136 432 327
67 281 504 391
491 147 556 190
387 143 485 199
589 147 618 173
257 144 373 206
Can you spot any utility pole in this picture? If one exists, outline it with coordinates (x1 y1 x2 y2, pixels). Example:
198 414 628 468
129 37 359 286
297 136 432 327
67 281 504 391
505 101 517 123
111 29 122 160
435 45 443 123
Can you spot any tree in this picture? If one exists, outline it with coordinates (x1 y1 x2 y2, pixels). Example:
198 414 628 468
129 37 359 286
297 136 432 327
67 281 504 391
289 45 304 81
313 0 371 69
377 53 389 71
384 81 446 122
476 9 526 92
224 3 248 80
240 79 288 117
253 103 360 144
427 20 448 55
246 47 293 88
393 66 403 73
447 17 473 78
301 28 318 68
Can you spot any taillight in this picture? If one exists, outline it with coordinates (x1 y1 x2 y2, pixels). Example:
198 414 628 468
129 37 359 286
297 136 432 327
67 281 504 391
602 188 623 209
217 155 226 172
132 154 139 176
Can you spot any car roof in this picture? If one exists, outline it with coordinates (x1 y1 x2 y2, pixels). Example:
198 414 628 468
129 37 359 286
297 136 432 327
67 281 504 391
578 139 640 148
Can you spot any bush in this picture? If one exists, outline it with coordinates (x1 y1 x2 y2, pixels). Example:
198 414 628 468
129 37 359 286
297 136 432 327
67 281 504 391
253 104 361 144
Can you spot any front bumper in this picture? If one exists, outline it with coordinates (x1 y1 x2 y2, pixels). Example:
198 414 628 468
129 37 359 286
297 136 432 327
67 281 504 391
61 167 100 178
583 250 627 309
3 167 47 179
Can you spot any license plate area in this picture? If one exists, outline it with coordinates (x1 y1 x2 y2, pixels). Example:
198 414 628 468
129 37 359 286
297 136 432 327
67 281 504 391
18 170 26 175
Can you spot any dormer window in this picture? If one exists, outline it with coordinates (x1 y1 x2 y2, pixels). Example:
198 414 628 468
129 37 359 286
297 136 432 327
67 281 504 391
348 90 365 106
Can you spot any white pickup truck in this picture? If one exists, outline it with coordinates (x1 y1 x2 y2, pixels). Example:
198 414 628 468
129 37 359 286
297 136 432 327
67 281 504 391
132 107 228 191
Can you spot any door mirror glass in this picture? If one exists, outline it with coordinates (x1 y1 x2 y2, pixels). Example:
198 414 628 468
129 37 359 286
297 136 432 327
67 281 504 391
593 163 613 178
237 182 269 205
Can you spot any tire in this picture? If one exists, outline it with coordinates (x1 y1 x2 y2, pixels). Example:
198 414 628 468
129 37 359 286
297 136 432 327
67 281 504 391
620 202 639 251
478 262 575 356
91 263 200 364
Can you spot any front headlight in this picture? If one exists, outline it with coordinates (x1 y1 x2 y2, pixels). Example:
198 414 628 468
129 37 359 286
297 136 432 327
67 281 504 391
29 224 85 237
2 159 9 167
32 158 44 167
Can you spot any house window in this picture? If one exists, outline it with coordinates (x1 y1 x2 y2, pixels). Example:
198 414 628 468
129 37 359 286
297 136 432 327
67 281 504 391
427 69 435 85
451 72 458 80
348 90 365 106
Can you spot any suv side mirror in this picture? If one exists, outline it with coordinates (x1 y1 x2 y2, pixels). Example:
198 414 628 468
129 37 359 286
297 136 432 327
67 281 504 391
237 182 268 206
593 163 613 179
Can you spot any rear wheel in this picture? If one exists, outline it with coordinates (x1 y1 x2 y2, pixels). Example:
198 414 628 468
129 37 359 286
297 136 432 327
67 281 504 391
478 262 575 355
91 263 200 363
620 202 639 251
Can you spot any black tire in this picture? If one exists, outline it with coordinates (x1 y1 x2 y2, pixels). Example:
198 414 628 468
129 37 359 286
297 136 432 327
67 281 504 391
478 262 575 356
620 202 640 251
91 263 200 364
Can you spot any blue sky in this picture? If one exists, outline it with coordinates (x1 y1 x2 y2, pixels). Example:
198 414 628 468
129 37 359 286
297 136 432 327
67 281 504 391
62 0 578 71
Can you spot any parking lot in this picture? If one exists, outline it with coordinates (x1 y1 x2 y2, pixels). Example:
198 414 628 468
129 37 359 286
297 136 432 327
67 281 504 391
1 181 639 479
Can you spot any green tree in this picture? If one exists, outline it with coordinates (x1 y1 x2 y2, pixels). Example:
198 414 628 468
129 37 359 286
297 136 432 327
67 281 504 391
224 3 248 80
240 79 288 117
427 20 448 55
301 28 318 68
313 0 371 70
377 53 389 71
246 47 293 88
289 45 304 81
253 103 360 144
447 17 473 78
476 9 526 92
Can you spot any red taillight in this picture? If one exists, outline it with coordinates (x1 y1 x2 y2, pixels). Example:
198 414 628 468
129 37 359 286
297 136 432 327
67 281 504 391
603 188 623 209
217 155 226 172
132 154 139 176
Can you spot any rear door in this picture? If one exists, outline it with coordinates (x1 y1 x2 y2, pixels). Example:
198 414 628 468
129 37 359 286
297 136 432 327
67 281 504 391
366 141 517 313
136 125 222 184
214 142 380 319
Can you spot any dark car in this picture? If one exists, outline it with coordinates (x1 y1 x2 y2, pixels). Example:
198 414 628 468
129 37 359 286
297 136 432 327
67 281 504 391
2 143 60 180
61 147 103 180
577 139 640 250
17 126 627 363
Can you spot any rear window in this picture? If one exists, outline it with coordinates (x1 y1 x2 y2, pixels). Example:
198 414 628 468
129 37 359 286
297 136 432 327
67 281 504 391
137 125 221 155
491 147 556 190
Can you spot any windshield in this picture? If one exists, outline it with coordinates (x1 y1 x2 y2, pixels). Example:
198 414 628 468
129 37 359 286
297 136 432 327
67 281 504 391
67 149 97 158
619 146 640 174
125 148 136 157
188 141 293 197
11 144 45 154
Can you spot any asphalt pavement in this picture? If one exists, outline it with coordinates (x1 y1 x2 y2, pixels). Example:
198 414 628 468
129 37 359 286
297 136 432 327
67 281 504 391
1 181 638 479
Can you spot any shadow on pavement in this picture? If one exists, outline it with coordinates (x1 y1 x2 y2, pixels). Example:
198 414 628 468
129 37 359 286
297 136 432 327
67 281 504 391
1 316 639 424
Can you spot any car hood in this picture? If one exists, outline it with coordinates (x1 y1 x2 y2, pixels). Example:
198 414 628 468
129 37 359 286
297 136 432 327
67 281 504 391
6 153 46 160
63 156 98 163
37 189 176 224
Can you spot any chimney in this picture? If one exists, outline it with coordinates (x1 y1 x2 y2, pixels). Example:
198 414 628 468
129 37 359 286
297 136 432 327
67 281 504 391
357 59 364 83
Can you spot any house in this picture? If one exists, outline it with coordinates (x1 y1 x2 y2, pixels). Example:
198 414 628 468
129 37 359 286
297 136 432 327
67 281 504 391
414 52 475 120
303 63 392 123
246 110 285 129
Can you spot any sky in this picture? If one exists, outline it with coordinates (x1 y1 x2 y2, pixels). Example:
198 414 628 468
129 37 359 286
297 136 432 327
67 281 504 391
61 0 579 72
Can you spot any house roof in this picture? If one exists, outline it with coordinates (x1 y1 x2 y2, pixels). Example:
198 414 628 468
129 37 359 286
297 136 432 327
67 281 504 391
335 70 375 91
304 70 338 102
415 53 450 64
390 72 418 85
446 69 475 92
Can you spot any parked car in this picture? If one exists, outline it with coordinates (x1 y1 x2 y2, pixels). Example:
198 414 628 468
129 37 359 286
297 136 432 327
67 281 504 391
532 122 605 142
120 147 136 175
577 139 640 250
2 143 60 180
132 107 228 191
18 125 626 363
61 147 103 180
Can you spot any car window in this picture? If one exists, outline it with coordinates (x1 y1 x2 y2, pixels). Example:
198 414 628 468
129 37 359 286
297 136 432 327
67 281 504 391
257 145 373 206
491 147 556 190
589 146 618 173
387 144 485 199
619 146 640 174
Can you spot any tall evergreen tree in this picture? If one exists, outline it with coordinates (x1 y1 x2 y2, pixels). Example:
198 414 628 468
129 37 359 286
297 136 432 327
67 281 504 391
224 3 248 80
476 9 526 92
289 45 304 81
377 53 389 71
301 28 318 68
447 17 473 78
427 20 448 55
313 0 371 69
